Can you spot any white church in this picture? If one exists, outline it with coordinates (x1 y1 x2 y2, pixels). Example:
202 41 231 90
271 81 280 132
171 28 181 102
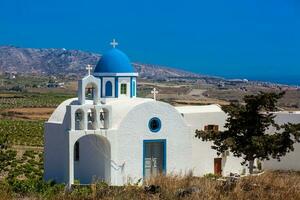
44 40 300 186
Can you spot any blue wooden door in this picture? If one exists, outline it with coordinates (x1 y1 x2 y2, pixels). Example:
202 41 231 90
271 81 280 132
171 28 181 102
143 140 166 178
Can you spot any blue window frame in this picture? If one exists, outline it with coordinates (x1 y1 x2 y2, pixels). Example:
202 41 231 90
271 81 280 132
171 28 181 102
132 81 136 96
143 139 166 178
148 117 161 133
105 81 112 97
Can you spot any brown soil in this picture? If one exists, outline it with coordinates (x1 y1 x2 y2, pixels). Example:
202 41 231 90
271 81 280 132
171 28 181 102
1 107 54 120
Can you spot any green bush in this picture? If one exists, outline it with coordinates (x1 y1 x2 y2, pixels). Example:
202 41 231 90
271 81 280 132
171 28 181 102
70 186 92 199
7 178 65 198
0 181 12 199
204 173 221 179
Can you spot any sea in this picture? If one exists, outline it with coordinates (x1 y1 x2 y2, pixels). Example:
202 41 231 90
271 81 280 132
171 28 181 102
226 75 300 87
248 76 300 87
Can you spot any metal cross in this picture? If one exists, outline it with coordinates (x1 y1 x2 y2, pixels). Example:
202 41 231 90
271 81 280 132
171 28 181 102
110 38 118 48
86 64 92 76
151 88 158 100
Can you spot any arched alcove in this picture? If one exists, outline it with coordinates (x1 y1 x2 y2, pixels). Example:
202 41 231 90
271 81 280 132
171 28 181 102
74 135 111 184
105 81 113 97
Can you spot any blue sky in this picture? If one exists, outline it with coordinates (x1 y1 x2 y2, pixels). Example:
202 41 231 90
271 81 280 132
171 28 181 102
0 0 300 83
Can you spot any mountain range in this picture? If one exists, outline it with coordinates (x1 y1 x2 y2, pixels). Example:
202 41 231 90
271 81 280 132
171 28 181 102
0 46 204 80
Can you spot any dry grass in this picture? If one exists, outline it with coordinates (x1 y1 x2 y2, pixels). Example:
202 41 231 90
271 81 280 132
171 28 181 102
142 171 300 200
0 171 300 200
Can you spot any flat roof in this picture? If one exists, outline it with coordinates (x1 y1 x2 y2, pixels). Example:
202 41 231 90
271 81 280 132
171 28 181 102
175 104 223 114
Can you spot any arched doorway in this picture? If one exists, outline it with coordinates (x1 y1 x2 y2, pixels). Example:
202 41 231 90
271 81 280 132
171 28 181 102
74 135 111 184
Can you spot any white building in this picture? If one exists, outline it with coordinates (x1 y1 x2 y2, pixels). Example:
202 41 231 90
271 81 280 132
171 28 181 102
44 44 300 186
263 112 300 171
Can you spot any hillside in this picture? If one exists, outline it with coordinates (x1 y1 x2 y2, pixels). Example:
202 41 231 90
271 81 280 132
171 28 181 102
0 46 203 80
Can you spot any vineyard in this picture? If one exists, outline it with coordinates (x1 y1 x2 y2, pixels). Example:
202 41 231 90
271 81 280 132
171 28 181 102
0 92 74 110
1 149 43 181
0 120 44 146
0 119 45 199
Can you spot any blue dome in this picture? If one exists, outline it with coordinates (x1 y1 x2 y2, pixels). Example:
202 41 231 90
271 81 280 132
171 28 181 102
94 48 134 73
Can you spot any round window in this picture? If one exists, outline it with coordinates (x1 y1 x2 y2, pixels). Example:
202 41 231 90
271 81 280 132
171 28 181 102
148 117 161 132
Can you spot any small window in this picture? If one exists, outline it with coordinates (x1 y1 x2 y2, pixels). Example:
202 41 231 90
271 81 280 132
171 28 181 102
74 141 80 161
148 117 161 133
120 83 127 95
204 125 219 131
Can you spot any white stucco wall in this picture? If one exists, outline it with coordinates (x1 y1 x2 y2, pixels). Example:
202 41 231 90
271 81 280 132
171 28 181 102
176 106 245 176
44 122 69 183
263 112 300 170
114 101 193 185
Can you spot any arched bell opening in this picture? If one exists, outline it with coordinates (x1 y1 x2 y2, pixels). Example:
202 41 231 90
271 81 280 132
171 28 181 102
75 109 85 130
85 82 99 104
87 108 97 130
99 108 109 129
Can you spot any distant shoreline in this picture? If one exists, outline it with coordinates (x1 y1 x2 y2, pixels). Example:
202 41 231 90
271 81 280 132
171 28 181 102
220 75 300 87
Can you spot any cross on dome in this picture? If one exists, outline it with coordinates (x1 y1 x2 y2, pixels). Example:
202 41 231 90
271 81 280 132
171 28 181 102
151 88 159 100
86 64 92 76
110 39 119 48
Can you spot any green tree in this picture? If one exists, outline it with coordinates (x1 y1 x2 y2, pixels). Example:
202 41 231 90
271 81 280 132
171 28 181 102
195 92 300 174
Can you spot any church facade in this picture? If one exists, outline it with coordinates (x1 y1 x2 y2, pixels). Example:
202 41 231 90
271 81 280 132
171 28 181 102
44 43 300 186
